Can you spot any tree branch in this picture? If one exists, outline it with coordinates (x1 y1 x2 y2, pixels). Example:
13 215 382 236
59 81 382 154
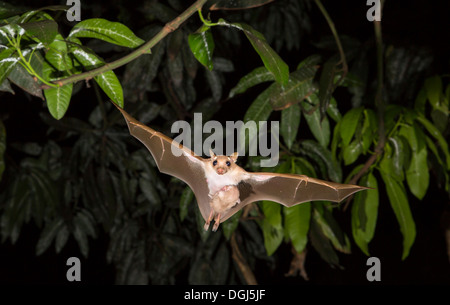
41 0 208 89
231 232 258 285
314 0 348 86
344 4 386 211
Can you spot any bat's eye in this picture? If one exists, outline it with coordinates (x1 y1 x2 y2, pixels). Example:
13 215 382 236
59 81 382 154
213 160 217 166
226 161 231 167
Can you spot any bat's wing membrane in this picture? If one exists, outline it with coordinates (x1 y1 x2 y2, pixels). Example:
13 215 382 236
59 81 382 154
116 106 211 221
220 172 369 222
115 104 369 225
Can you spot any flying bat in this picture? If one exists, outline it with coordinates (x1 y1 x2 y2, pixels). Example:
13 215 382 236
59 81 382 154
114 104 369 231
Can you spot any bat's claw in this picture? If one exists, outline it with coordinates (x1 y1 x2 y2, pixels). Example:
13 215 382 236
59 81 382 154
212 213 221 232
204 221 211 231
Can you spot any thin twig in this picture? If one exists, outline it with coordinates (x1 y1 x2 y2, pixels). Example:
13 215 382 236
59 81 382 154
230 232 257 285
313 0 348 87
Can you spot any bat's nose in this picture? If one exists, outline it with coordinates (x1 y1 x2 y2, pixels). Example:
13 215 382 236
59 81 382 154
217 168 225 175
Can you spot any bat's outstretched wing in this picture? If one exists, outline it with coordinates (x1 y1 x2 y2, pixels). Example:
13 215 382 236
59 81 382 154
114 103 369 226
219 172 369 222
114 105 212 221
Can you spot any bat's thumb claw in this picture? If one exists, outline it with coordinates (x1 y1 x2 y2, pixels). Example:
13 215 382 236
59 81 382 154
212 222 219 232
203 222 210 231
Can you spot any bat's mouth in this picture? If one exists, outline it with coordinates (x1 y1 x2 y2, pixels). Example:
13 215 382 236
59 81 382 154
216 168 226 175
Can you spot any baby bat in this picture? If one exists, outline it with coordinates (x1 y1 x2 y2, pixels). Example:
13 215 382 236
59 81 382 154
114 104 369 231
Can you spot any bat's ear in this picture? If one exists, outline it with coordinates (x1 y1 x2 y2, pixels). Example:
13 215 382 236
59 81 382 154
230 152 239 162
209 149 217 159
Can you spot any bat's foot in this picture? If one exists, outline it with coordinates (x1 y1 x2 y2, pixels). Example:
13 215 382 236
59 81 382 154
212 221 220 232
212 213 221 232
204 209 214 231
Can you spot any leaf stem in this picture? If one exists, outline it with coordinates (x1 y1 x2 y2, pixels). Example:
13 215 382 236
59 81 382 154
313 0 348 86
16 44 58 88
230 232 258 285
41 0 209 90
197 8 218 27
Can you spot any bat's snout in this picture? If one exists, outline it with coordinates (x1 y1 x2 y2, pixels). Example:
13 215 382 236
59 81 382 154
216 167 226 175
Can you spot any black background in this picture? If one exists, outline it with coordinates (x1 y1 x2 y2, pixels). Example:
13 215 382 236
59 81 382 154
0 0 449 286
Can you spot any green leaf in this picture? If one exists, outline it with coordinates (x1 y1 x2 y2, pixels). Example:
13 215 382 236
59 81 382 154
228 66 275 98
283 202 310 253
269 65 317 110
361 109 377 153
69 18 145 48
0 23 26 44
73 224 89 258
301 140 342 182
8 64 44 99
70 40 124 107
188 25 214 71
21 19 58 45
261 212 283 256
43 84 73 119
45 34 73 71
243 82 274 122
351 172 379 256
0 120 5 182
340 107 363 147
326 97 341 123
318 60 337 119
261 200 281 227
55 223 69 253
296 54 321 70
0 48 20 85
407 144 428 200
76 209 97 238
294 157 317 177
430 108 448 134
281 104 300 150
343 140 362 165
302 94 330 148
309 217 341 268
0 77 14 94
379 168 416 260
232 22 289 85
414 88 427 113
36 218 63 256
401 124 429 199
179 186 194 221
389 136 407 181
240 87 273 154
313 205 351 253
424 75 442 109
0 1 25 19
415 115 450 170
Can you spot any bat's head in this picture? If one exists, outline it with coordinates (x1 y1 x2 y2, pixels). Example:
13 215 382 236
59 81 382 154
209 149 238 175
